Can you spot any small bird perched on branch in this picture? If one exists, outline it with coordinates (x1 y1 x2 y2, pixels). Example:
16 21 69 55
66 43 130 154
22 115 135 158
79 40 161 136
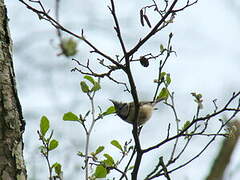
109 98 164 126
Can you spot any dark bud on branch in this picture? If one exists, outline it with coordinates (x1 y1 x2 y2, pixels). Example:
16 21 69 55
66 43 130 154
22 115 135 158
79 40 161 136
139 56 149 67
143 14 152 28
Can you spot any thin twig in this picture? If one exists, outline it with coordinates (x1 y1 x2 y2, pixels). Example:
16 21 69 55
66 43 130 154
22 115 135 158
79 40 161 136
84 91 97 179
143 92 240 153
19 0 124 68
108 0 127 57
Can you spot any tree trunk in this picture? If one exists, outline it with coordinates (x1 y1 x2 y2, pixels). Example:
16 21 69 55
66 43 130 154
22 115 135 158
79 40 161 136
206 121 240 180
0 0 27 179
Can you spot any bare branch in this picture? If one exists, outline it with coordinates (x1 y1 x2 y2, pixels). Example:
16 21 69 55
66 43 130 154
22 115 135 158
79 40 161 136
172 0 198 13
127 0 178 57
71 58 130 92
143 91 240 153
153 32 175 101
19 0 124 68
19 0 240 179
108 0 127 57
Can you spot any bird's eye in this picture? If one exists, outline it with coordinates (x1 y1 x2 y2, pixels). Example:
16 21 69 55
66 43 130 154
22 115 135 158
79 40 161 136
118 103 127 111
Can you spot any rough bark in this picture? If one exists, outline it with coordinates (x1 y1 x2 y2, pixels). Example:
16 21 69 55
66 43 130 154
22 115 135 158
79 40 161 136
0 0 27 179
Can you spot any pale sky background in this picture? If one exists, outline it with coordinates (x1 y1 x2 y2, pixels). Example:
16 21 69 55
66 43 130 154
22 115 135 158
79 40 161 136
6 0 240 180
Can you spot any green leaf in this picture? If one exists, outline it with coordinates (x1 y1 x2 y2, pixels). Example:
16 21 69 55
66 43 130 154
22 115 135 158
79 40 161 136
157 88 169 100
166 74 171 85
92 81 101 92
49 139 59 151
84 75 95 84
80 81 90 93
95 146 104 155
160 72 166 80
94 165 107 178
52 162 62 175
40 116 49 136
103 154 115 166
111 140 123 152
84 75 101 92
63 112 79 121
102 106 115 116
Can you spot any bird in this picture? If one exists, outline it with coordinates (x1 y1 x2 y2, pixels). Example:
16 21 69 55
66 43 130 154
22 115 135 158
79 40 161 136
109 98 164 126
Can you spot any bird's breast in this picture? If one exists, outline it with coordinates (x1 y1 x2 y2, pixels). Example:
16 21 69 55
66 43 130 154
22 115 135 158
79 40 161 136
139 104 154 123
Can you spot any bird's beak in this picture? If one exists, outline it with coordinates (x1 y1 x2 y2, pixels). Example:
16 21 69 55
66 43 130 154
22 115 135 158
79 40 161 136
109 99 116 105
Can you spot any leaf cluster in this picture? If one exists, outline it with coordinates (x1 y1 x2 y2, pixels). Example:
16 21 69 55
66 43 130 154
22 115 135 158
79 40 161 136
38 116 63 180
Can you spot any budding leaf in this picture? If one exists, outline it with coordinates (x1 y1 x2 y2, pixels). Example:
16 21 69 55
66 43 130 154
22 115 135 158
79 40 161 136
52 162 62 176
49 139 59 151
160 72 166 80
160 44 164 53
166 74 171 85
111 140 123 152
40 116 49 136
39 145 47 154
95 165 107 178
197 94 202 99
63 112 79 121
61 38 78 57
182 121 191 130
77 151 84 157
191 92 203 109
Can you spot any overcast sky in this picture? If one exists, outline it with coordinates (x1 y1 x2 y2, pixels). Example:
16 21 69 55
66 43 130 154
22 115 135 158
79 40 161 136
6 0 240 179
